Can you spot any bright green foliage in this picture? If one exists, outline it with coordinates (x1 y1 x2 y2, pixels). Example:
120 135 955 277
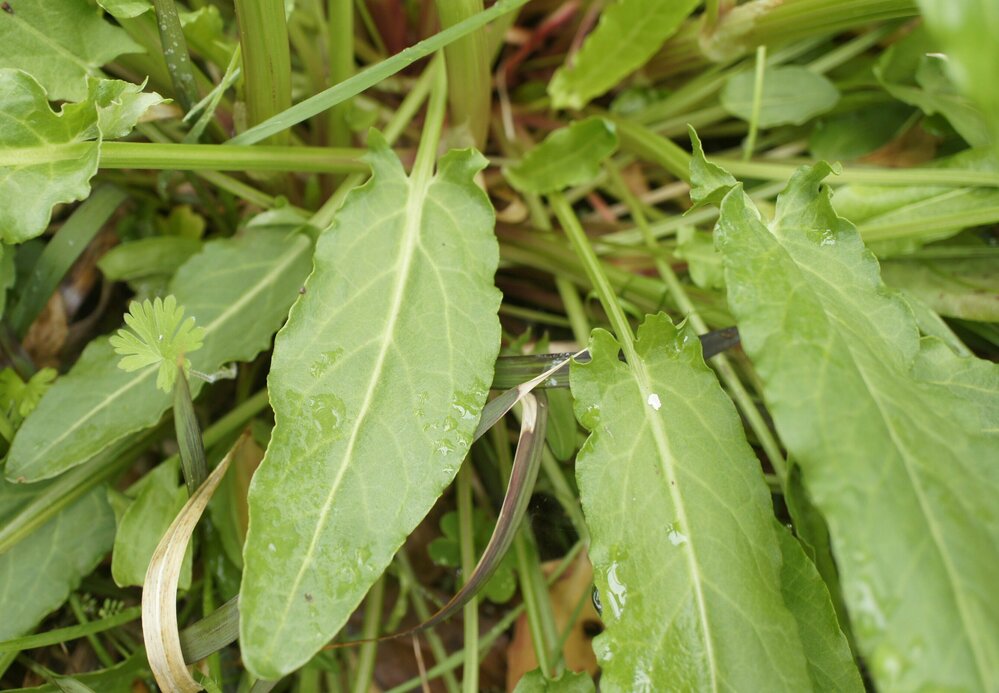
775 526 864 692
240 134 501 679
571 314 831 691
428 509 517 603
906 4 999 152
831 148 999 255
513 668 595 692
5 231 312 482
96 0 151 19
882 258 999 322
695 146 999 691
110 295 206 393
674 227 724 290
0 368 56 421
875 26 990 149
0 70 162 244
547 0 699 110
721 66 840 128
108 459 191 589
0 482 115 639
0 0 141 101
504 118 618 194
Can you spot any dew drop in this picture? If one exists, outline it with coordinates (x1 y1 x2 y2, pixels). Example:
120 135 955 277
665 522 688 546
647 393 662 411
605 563 627 619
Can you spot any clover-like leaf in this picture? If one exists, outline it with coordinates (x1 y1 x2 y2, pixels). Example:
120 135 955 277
428 508 517 604
109 296 205 393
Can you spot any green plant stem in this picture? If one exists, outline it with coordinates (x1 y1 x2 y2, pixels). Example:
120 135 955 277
606 163 787 478
174 370 208 495
98 142 365 173
411 58 449 185
151 0 200 110
66 594 115 668
9 185 127 337
550 193 636 347
435 0 491 148
350 576 386 693
234 0 293 143
228 0 529 145
743 45 767 160
456 464 479 692
328 0 355 148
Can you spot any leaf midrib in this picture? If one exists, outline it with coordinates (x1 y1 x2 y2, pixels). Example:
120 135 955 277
784 241 990 688
262 174 430 658
626 353 721 691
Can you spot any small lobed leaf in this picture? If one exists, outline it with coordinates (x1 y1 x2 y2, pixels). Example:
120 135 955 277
110 295 206 393
720 66 840 128
0 367 57 420
513 668 595 693
548 0 699 110
504 118 618 194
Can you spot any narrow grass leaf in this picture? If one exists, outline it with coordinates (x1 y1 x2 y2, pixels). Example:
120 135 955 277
6 230 312 482
703 150 999 691
240 133 501 678
504 118 618 195
570 313 817 691
548 0 699 110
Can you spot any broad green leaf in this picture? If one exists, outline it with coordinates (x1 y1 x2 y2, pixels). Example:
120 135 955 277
688 127 736 209
776 526 864 692
707 157 999 691
96 0 151 19
809 102 913 161
504 118 618 194
240 134 501 678
97 237 203 282
882 257 999 322
570 314 815 691
721 66 840 128
874 26 990 149
831 148 999 255
547 0 699 110
5 230 312 482
0 482 114 639
513 668 595 692
0 70 162 244
0 0 141 101
109 459 191 589
917 0 999 154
